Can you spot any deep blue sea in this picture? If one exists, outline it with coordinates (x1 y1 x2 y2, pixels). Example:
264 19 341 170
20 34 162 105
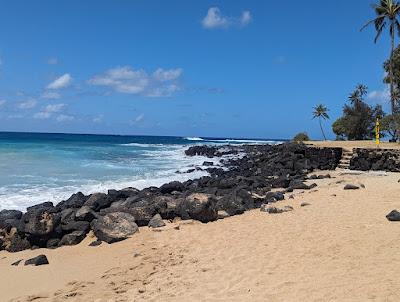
0 132 283 211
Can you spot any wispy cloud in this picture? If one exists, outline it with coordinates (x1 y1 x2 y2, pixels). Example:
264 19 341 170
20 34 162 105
202 7 252 29
56 114 74 122
0 99 6 108
88 66 182 97
34 103 65 119
18 99 37 109
41 91 61 100
47 73 72 89
367 87 390 103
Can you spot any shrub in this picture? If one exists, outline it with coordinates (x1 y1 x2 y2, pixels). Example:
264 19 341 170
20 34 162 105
293 132 310 142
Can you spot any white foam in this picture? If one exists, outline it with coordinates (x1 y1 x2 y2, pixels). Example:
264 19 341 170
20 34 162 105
185 137 204 141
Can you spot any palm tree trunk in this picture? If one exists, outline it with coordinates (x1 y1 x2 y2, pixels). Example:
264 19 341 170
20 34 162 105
390 20 395 114
319 117 327 140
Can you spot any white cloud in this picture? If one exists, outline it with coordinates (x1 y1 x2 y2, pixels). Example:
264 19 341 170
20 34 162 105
92 115 103 123
47 58 58 65
34 111 52 119
56 114 74 122
18 99 37 109
88 66 182 97
153 68 182 82
41 91 61 99
47 73 72 89
240 11 252 26
202 7 252 29
202 7 230 29
367 87 390 103
34 103 65 119
0 99 6 107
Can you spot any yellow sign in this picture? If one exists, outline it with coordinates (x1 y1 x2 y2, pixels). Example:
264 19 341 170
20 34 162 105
375 118 380 147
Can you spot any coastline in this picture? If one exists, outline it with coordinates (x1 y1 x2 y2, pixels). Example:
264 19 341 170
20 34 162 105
2 168 400 301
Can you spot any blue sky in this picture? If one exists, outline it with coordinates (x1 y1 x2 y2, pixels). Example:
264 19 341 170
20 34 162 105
0 0 392 139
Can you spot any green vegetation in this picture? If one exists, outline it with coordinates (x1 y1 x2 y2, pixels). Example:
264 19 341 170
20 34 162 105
312 104 329 140
293 132 310 142
332 85 384 140
361 0 400 114
381 113 400 140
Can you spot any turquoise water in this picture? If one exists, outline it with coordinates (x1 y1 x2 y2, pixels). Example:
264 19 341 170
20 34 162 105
0 132 282 210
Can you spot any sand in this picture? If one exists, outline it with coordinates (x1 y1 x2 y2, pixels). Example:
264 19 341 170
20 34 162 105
2 170 400 302
305 140 400 151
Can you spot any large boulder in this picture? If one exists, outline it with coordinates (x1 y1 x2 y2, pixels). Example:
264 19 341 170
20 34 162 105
0 227 30 252
56 192 87 211
91 212 139 243
159 181 184 194
148 214 166 228
59 231 86 246
21 206 58 238
84 193 112 211
75 206 98 222
179 193 218 223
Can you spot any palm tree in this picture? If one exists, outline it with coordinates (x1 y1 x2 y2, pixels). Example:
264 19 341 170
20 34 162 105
361 0 400 114
312 104 330 140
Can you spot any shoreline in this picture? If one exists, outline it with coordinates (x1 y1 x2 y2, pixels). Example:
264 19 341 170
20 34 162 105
0 142 341 253
2 168 400 301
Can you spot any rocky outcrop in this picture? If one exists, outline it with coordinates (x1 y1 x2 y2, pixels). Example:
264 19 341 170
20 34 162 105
350 148 400 172
0 143 342 252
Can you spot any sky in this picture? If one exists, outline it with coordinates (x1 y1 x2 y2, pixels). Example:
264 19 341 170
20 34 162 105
0 0 393 139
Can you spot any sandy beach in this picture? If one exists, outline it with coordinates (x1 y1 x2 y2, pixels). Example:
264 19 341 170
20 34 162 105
305 140 400 151
2 168 400 302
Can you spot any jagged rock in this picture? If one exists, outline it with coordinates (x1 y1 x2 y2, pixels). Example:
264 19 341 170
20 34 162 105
61 221 90 233
84 193 111 211
46 238 60 249
59 231 86 246
56 192 87 211
179 193 218 223
386 210 400 221
21 207 58 237
160 181 184 194
0 227 31 252
148 214 166 228
344 184 359 190
24 255 49 266
91 212 139 244
75 206 98 222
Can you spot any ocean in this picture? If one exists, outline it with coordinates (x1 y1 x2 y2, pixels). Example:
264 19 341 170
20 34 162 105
0 132 283 211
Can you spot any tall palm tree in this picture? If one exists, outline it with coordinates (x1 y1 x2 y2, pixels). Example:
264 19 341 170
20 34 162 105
361 0 400 114
312 104 330 140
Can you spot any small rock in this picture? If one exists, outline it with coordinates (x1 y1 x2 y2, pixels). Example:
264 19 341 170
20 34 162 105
260 205 283 214
344 184 359 190
386 210 400 221
89 240 102 247
24 255 49 266
11 259 22 266
217 210 230 219
300 202 311 207
359 184 366 188
288 195 295 199
147 214 166 228
283 206 294 212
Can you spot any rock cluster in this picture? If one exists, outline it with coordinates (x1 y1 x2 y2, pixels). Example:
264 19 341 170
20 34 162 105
350 148 400 172
0 143 342 252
